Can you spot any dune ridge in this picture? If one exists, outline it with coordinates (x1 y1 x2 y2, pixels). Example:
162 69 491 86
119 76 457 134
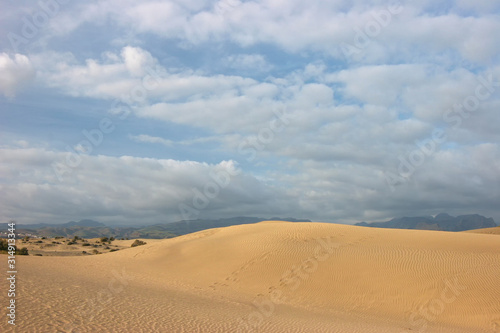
464 226 500 235
2 221 500 332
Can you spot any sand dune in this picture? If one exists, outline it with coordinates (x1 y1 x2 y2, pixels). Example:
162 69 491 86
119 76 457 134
2 221 500 332
464 226 500 235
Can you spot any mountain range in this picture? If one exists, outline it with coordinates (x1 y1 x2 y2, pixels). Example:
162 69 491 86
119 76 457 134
2 214 496 239
2 217 311 239
355 213 497 231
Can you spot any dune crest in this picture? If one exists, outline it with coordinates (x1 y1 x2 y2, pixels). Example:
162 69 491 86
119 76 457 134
464 226 500 235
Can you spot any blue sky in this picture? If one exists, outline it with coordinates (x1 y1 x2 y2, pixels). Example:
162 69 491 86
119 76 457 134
1 0 500 225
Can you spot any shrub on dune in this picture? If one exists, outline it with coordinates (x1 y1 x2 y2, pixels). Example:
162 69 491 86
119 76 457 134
131 240 146 247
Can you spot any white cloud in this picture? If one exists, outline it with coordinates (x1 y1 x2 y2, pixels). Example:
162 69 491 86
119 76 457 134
129 134 174 147
329 64 427 107
42 1 500 64
455 0 500 14
34 48 333 134
225 54 273 72
0 147 297 224
0 53 36 98
33 48 500 173
274 142 500 223
328 64 500 125
121 46 157 77
3 142 499 225
130 134 238 147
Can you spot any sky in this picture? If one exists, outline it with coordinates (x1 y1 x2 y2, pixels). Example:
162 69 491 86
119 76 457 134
0 0 499 226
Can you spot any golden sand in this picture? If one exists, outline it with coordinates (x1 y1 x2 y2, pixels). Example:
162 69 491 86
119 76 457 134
2 221 499 332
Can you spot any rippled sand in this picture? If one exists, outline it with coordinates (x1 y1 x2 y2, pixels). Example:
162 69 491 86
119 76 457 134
2 221 500 332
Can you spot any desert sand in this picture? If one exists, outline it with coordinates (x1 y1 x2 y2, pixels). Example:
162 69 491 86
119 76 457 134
464 226 500 235
2 221 500 332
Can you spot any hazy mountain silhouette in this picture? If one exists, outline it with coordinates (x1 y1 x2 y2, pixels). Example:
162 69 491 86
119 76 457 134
3 217 310 239
356 213 497 231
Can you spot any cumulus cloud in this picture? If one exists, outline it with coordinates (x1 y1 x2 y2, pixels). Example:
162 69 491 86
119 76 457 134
129 134 174 147
121 46 157 77
0 53 35 97
32 47 160 99
130 134 235 147
0 147 298 224
35 47 334 134
41 0 500 65
455 0 500 14
225 54 273 72
2 143 499 225
273 142 500 223
33 47 500 170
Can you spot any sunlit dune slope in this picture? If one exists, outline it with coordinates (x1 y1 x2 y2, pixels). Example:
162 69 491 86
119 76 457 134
3 221 500 332
464 226 500 235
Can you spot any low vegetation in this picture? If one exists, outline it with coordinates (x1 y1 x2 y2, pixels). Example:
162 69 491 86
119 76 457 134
0 239 29 255
0 236 152 256
131 240 147 247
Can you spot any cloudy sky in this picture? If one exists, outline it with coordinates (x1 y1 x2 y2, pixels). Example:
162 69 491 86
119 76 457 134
1 0 499 226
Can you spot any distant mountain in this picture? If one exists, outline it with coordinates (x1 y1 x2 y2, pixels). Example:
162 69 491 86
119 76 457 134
356 213 497 231
64 219 106 227
0 219 106 230
148 217 311 236
3 217 310 239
